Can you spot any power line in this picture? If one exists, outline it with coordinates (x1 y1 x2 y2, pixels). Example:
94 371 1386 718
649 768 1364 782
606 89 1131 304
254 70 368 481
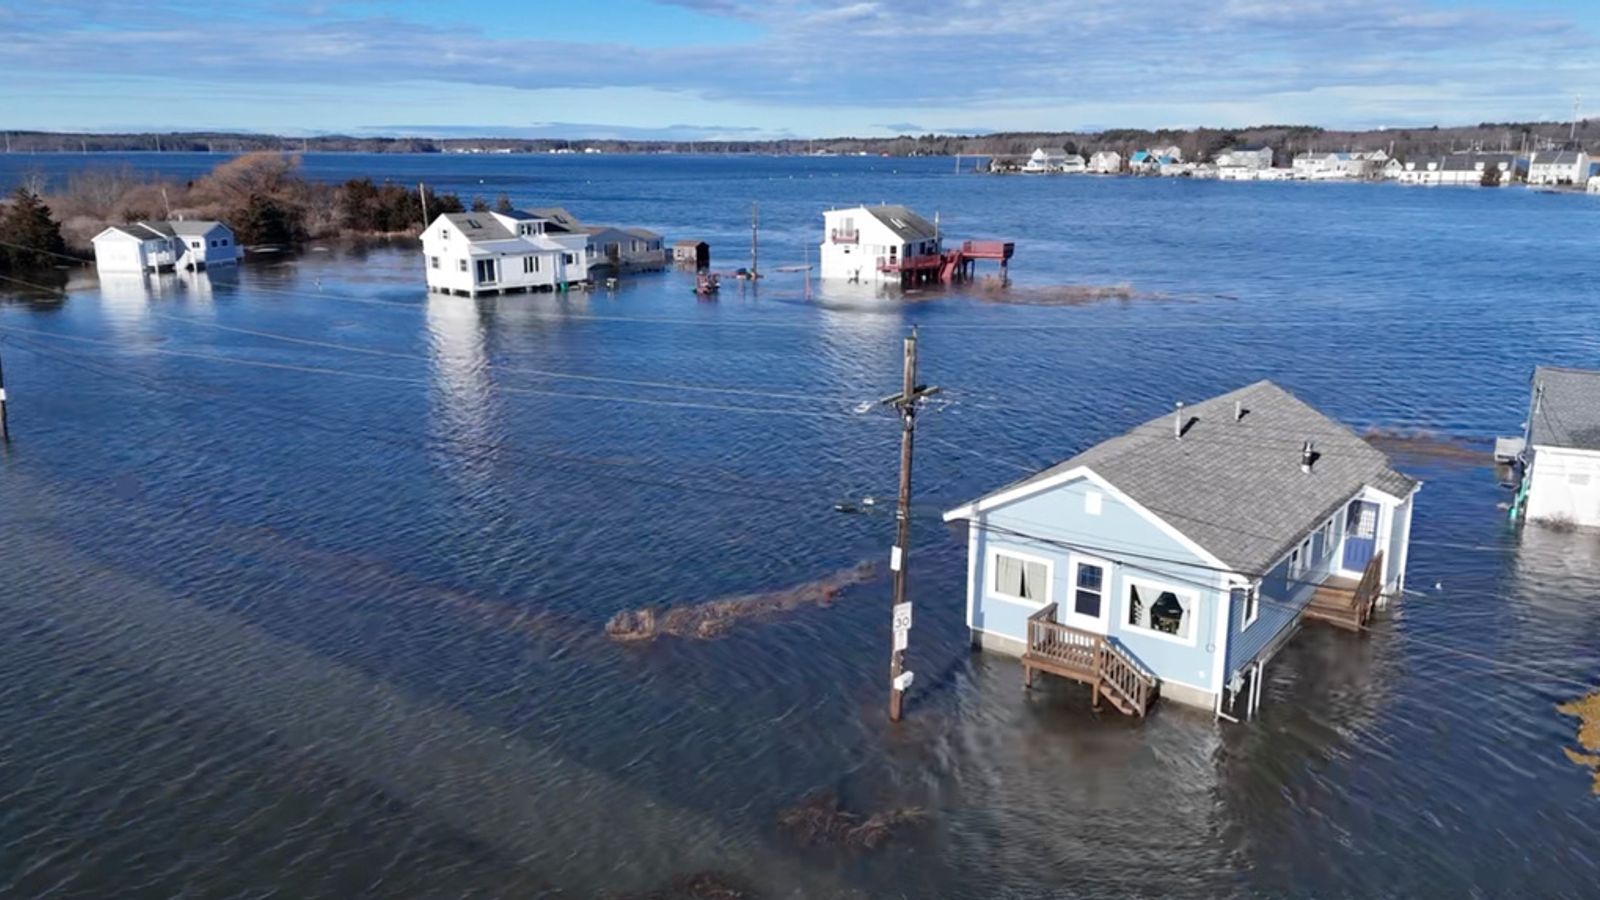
0 334 876 508
0 324 880 422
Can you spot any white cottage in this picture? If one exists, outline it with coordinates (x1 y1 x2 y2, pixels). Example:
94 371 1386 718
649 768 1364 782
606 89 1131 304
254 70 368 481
819 205 942 286
1022 148 1068 173
1088 151 1123 174
1528 151 1592 186
91 220 240 274
944 381 1419 718
420 211 572 295
1516 366 1600 529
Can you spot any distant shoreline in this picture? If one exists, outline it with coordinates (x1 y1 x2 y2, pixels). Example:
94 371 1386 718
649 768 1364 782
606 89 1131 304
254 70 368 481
3 120 1597 164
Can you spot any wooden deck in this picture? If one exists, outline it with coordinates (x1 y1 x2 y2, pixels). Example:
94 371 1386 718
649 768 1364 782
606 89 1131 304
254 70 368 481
1022 604 1157 716
1303 551 1384 632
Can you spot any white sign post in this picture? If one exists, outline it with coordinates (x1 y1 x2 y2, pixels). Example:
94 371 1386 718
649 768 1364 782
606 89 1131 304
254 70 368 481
892 602 913 632
893 627 909 652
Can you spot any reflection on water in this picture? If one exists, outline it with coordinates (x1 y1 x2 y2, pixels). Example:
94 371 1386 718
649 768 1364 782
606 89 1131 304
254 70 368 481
2 157 1600 897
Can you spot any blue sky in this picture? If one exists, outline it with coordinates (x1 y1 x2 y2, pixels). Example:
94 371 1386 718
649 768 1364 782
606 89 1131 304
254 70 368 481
3 0 1599 138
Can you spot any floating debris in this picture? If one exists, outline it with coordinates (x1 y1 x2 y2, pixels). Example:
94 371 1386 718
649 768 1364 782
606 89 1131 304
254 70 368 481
605 562 878 641
776 791 927 851
1558 691 1600 795
1361 427 1492 465
970 282 1166 307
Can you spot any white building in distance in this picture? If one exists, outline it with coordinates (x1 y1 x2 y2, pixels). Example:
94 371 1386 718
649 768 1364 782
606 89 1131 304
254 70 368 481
1527 150 1592 186
1088 151 1123 174
819 205 941 285
91 220 240 274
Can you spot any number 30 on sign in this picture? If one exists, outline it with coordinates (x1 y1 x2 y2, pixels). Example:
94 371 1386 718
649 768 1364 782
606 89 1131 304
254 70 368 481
892 602 913 632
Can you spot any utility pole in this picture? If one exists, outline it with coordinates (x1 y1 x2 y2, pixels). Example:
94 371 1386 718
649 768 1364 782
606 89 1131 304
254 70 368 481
1572 95 1583 145
750 201 760 280
419 182 430 230
0 347 11 444
884 327 939 722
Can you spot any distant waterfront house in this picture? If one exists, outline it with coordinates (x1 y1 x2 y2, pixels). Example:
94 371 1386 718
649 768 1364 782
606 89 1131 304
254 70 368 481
1157 144 1184 162
1381 158 1404 179
91 220 240 274
819 204 941 285
420 211 571 295
1528 150 1592 186
1022 147 1069 173
1214 146 1273 169
943 381 1419 717
1515 366 1600 529
1292 151 1387 180
1060 153 1087 173
1088 150 1123 174
1589 175 1600 194
1129 150 1158 173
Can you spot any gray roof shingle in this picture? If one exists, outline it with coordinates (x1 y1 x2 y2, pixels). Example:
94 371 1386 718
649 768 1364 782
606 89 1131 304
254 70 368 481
862 205 939 242
443 213 514 241
1529 366 1600 451
952 380 1418 575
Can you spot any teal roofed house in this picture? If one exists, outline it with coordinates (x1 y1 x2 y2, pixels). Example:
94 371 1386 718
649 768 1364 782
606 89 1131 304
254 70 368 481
942 381 1420 718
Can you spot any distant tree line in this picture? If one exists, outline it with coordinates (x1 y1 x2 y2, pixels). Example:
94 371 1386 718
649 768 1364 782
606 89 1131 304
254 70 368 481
3 154 468 265
2 121 1595 161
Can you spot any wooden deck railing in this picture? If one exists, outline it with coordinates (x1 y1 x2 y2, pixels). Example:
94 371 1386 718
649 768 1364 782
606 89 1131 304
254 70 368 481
1025 604 1157 716
1352 550 1384 626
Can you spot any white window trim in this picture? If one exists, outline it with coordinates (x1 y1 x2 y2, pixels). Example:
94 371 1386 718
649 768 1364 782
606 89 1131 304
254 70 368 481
987 546 1053 610
1064 554 1113 632
1122 575 1199 647
1241 585 1260 629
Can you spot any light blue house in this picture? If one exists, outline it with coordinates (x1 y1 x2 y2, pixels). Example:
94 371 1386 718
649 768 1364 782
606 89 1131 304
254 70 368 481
942 381 1420 718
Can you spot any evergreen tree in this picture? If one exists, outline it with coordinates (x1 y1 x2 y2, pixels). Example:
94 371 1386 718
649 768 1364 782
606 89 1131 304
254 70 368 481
0 188 67 271
494 193 514 214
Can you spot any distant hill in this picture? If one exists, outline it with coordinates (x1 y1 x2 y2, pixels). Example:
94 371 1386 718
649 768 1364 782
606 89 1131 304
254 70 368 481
3 122 1594 161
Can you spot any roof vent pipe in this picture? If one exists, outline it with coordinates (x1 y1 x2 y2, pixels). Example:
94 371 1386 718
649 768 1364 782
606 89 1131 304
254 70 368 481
1234 400 1243 422
1174 402 1184 440
1301 440 1315 473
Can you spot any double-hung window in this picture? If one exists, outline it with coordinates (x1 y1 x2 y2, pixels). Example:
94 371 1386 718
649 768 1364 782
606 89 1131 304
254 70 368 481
1125 579 1195 643
992 551 1049 607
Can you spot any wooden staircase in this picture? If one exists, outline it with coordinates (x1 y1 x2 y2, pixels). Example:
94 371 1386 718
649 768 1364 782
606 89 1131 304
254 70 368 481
1303 551 1385 633
1022 604 1157 716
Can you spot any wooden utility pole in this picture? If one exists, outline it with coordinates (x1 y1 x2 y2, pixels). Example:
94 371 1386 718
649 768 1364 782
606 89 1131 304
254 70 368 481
885 328 939 722
419 182 430 231
0 347 11 444
750 201 760 280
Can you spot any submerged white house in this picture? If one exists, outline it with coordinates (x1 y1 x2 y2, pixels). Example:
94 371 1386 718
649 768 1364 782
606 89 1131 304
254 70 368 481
819 205 942 286
91 220 240 274
943 381 1419 718
1514 366 1600 529
421 210 586 295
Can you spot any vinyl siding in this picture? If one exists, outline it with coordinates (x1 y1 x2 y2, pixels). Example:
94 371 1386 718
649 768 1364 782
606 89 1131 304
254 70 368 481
969 474 1228 694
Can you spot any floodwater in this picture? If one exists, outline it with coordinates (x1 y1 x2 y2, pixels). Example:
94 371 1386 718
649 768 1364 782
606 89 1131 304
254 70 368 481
2 154 1600 898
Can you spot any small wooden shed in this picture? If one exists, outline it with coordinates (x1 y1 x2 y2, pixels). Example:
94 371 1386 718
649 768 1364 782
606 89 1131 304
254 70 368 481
673 239 710 270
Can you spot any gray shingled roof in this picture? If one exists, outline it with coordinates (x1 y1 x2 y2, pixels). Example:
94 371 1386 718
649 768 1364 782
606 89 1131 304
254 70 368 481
952 380 1418 575
1440 153 1513 172
528 207 584 233
1532 151 1584 165
443 213 514 241
1529 366 1600 451
862 205 938 242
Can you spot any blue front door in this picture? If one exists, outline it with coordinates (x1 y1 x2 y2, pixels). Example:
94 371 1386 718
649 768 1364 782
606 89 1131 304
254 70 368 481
1342 500 1379 571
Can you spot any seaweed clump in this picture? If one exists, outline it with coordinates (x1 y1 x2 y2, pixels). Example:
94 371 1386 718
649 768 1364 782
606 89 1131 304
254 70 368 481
776 791 926 851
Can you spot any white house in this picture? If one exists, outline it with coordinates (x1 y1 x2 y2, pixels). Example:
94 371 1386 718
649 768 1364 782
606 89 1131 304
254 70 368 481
1059 153 1087 173
91 220 240 274
1088 151 1123 174
1517 366 1600 529
1215 146 1274 169
1401 153 1519 187
1588 175 1600 194
420 211 572 296
1023 147 1067 173
819 204 941 286
1527 151 1592 186
1292 151 1388 180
